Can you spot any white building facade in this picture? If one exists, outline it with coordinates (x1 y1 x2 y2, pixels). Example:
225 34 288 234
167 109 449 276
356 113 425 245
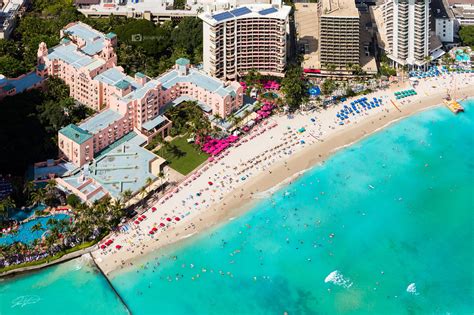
380 0 431 68
200 3 291 80
435 16 455 43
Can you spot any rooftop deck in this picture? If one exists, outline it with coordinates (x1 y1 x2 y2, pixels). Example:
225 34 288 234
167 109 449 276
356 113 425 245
48 44 96 69
63 22 109 56
0 72 44 94
59 124 93 144
200 4 291 25
89 134 158 198
157 67 238 97
79 109 123 134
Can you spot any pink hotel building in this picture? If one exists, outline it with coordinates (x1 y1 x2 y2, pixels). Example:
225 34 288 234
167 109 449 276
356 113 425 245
39 22 243 167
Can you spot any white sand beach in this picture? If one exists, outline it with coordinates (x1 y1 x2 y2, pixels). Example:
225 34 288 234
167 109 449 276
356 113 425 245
92 72 474 275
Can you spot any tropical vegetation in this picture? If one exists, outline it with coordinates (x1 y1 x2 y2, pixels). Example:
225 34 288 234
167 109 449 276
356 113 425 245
165 101 212 137
281 66 309 112
0 195 128 272
0 78 92 178
459 25 474 49
0 0 203 78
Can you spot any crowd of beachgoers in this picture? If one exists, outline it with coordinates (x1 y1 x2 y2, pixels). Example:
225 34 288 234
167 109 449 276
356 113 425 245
92 71 474 274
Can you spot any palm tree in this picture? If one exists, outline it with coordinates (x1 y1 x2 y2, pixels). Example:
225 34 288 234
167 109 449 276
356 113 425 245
110 199 124 220
45 180 57 202
157 172 166 191
46 217 59 228
213 113 222 123
56 219 69 233
326 64 337 73
30 188 46 206
121 189 133 202
139 186 148 202
30 222 44 233
23 181 36 201
45 234 58 250
0 197 15 220
145 177 154 188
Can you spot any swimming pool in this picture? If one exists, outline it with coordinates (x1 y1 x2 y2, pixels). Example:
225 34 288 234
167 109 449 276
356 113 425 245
7 204 46 222
455 50 470 62
0 214 70 245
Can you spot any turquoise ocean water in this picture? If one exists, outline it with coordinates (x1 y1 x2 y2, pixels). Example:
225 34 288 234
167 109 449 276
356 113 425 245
1 100 473 314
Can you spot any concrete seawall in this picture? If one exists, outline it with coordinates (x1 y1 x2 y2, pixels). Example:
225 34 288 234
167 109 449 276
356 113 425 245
90 253 133 315
0 247 95 278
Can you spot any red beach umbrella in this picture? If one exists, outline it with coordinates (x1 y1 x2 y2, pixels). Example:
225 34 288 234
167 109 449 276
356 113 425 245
166 217 172 222
175 217 181 221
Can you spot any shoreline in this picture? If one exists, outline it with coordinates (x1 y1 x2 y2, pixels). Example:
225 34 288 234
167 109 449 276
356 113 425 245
96 82 474 277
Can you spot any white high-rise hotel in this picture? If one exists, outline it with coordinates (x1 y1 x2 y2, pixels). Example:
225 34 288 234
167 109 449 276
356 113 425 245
199 2 291 80
377 0 431 68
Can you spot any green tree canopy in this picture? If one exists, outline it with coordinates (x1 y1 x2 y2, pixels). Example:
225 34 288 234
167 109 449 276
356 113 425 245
281 66 309 112
459 25 474 48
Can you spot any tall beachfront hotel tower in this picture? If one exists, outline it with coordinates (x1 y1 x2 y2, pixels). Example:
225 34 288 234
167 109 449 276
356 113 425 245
374 0 431 68
318 0 360 69
199 2 291 80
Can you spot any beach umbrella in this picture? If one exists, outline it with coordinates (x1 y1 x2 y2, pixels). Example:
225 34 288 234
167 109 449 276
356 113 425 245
175 217 181 221
208 181 213 186
160 223 165 227
166 217 172 221
115 245 122 249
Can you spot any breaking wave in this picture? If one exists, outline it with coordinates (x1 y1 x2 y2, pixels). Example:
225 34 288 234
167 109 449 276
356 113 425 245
406 283 419 295
324 270 353 288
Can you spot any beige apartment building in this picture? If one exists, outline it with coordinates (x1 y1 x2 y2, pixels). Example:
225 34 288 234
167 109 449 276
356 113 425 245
318 0 360 69
200 3 291 80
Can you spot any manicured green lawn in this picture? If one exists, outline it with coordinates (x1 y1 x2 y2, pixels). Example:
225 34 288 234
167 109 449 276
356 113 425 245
156 136 209 175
